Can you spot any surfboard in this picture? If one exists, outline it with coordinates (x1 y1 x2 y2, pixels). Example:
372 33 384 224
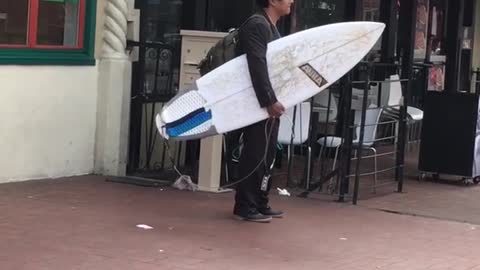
156 21 385 141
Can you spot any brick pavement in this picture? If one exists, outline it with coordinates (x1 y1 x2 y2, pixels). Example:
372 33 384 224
1 175 480 269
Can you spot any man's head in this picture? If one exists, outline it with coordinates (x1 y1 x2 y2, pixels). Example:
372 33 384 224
256 0 294 16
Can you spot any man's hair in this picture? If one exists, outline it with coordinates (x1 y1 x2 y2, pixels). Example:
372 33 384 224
256 0 270 8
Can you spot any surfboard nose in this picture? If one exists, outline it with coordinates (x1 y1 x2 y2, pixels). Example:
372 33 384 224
366 21 386 35
364 21 386 29
338 21 385 52
358 21 385 38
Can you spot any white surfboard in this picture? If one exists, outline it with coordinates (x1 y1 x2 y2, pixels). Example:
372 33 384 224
156 21 385 141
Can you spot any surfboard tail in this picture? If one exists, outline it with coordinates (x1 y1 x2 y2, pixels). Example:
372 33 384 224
156 90 218 140
155 114 169 140
156 110 218 141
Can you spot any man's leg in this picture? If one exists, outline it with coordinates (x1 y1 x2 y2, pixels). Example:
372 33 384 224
224 129 243 179
257 119 284 218
234 120 272 222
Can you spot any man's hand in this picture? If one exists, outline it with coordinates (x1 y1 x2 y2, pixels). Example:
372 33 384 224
266 102 285 118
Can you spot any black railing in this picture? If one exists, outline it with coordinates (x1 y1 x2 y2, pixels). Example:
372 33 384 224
127 40 179 103
127 39 182 176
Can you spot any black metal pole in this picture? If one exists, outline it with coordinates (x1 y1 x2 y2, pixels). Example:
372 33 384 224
318 91 333 192
338 73 354 202
353 65 371 205
286 105 297 187
378 0 399 109
303 97 317 189
380 0 399 64
444 0 465 93
145 48 162 169
396 0 417 192
127 0 148 173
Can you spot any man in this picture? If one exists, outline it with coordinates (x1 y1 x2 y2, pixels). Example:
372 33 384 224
233 0 294 223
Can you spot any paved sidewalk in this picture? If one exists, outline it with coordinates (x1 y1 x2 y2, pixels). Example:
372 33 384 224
1 175 480 270
360 178 480 224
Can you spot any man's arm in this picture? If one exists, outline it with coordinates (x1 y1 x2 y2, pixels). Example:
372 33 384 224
240 20 278 108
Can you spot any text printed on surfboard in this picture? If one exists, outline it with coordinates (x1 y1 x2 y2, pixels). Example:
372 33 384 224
299 63 328 88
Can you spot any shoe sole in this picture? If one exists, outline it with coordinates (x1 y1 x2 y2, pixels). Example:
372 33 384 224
260 212 285 218
233 215 272 223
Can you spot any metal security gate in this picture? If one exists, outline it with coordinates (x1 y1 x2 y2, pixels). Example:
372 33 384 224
123 0 261 184
298 62 408 204
127 40 186 179
125 0 190 182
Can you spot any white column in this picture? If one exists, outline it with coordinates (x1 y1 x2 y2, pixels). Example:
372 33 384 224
94 0 132 176
197 135 224 192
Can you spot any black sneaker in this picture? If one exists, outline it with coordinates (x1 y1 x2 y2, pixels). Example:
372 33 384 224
259 207 284 218
233 210 272 223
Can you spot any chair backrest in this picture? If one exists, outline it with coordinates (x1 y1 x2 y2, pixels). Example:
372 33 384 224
278 102 311 145
352 87 378 110
313 90 338 123
353 105 383 147
386 74 403 106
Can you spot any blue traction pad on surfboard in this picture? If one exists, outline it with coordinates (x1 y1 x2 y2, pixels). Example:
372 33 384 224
166 109 212 137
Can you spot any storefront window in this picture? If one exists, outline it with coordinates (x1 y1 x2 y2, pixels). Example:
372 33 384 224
0 0 29 45
0 0 95 65
426 0 447 91
0 0 86 49
144 0 183 45
206 0 256 32
362 0 381 21
414 0 429 59
291 0 346 32
38 0 81 47
427 0 446 59
140 0 185 95
361 0 381 59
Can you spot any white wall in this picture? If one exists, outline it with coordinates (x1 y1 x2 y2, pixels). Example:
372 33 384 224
0 65 98 183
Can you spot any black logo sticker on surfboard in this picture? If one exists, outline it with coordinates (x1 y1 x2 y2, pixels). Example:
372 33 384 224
299 64 328 88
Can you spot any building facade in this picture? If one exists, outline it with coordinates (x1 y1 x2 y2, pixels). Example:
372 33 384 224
1 0 479 185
